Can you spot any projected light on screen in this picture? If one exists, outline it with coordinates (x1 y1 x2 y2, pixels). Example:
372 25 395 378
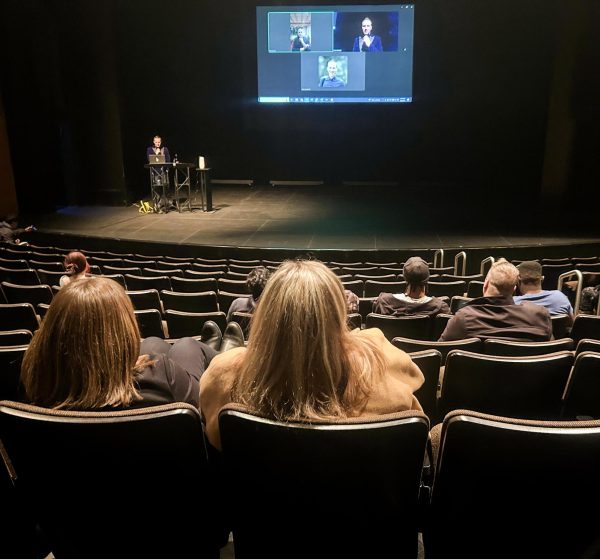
256 4 414 104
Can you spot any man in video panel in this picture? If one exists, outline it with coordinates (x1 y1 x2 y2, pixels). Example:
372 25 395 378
291 27 311 51
319 60 345 88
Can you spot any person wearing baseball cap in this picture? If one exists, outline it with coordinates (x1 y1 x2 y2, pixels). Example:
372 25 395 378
373 256 450 317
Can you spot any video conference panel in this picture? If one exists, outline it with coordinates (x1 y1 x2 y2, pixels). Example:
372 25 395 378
257 5 414 104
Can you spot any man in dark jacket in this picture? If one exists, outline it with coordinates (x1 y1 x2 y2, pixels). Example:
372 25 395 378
373 256 450 317
439 258 552 342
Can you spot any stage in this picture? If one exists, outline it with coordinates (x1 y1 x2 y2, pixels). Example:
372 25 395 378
28 185 599 254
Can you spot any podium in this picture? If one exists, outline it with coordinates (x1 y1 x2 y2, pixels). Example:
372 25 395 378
144 163 172 213
172 162 196 212
195 167 213 212
144 162 213 213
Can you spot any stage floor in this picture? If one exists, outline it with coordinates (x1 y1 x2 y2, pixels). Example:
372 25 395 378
29 185 599 251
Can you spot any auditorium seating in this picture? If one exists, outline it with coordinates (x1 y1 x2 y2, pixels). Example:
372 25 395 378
407 349 442 423
160 290 219 313
426 280 467 298
0 329 32 346
364 279 406 297
0 267 39 285
36 268 64 287
0 303 39 332
570 315 600 343
0 345 28 400
134 308 165 338
439 350 574 419
482 337 575 356
127 289 163 314
1 282 53 306
561 351 600 419
219 403 429 559
426 410 600 558
366 313 431 341
449 295 472 314
393 336 482 363
124 273 172 292
230 311 253 338
171 276 218 293
165 309 227 338
0 401 221 559
340 279 363 296
218 291 249 315
576 338 600 355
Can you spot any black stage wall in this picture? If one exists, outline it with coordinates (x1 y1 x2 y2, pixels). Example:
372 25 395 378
1 0 598 215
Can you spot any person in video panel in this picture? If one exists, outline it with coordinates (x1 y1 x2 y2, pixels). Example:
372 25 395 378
291 27 311 51
352 17 383 52
319 59 345 88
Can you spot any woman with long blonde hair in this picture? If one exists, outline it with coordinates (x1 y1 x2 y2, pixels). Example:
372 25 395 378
22 276 216 410
200 260 424 449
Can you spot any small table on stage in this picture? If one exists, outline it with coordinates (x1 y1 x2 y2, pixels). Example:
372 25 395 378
195 167 213 212
144 163 172 213
172 162 196 212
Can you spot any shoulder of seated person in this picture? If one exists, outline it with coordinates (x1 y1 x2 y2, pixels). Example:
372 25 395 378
359 327 386 341
520 300 550 312
211 346 247 366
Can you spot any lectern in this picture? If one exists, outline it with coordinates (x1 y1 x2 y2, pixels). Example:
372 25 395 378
172 162 196 212
144 163 171 213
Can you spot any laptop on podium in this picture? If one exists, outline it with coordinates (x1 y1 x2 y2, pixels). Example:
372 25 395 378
148 153 166 164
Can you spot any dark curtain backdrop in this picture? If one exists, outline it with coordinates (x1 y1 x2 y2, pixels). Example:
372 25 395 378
0 0 597 213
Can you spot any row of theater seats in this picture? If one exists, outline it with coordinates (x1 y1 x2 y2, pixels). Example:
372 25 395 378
2 282 599 344
3 241 599 281
408 342 600 424
1 243 600 556
1 399 600 558
2 329 599 419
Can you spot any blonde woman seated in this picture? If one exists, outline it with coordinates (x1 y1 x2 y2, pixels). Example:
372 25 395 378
200 260 424 450
22 277 217 410
59 251 90 287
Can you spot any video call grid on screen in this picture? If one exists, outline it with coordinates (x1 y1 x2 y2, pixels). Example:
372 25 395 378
256 4 414 104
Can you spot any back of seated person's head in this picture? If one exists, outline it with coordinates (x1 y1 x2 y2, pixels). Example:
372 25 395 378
21 277 146 410
517 261 543 287
233 259 384 421
63 251 90 276
246 266 272 300
403 256 430 289
484 258 519 297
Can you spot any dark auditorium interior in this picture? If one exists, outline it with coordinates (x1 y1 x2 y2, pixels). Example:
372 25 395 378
1 1 600 558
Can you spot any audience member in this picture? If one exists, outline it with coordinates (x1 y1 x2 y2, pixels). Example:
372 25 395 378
345 289 360 314
200 260 424 450
439 259 552 342
226 266 272 322
373 256 450 317
0 214 35 244
21 277 216 410
514 260 573 326
60 251 90 287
